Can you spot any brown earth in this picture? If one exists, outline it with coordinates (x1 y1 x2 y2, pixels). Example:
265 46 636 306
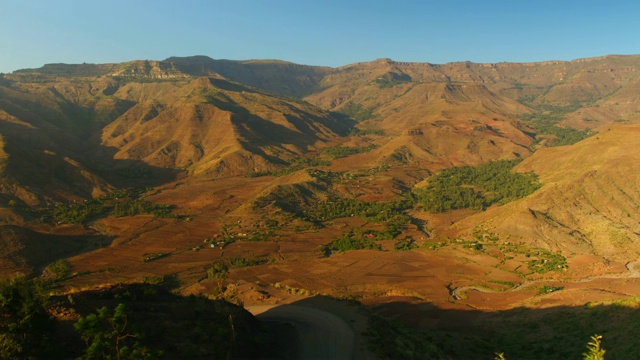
3 55 640 354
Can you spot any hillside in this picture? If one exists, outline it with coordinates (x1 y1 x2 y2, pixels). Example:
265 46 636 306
0 71 349 205
0 225 107 277
451 123 640 260
3 55 640 359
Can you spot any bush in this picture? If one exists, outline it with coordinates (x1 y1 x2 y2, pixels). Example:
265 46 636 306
45 259 71 280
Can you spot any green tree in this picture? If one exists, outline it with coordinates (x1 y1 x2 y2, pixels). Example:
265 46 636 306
74 303 150 360
46 259 72 280
207 262 229 289
0 277 54 358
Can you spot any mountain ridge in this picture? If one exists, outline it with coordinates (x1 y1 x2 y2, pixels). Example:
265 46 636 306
2 53 640 294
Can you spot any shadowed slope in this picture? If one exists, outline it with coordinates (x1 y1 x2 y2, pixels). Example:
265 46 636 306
0 225 111 277
165 55 335 97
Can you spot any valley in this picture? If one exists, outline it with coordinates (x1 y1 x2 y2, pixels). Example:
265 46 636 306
2 55 640 358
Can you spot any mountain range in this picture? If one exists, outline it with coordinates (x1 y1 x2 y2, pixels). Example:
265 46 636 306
2 54 640 307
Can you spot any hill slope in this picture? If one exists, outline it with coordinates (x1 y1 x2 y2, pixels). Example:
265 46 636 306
453 123 640 260
0 72 350 204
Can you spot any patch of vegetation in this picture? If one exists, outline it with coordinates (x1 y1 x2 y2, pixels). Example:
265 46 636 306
214 222 278 244
541 125 592 146
25 189 175 225
246 156 331 177
489 280 517 289
421 235 567 277
517 98 595 147
474 227 500 242
413 159 541 213
33 200 108 225
247 230 277 242
74 303 156 359
335 102 377 122
1 277 280 358
112 200 173 218
373 72 413 89
527 250 567 273
377 214 412 240
394 237 418 251
207 262 229 289
350 127 385 136
142 276 166 285
266 191 415 243
464 242 484 251
143 253 170 262
422 241 449 251
521 112 593 146
227 257 273 268
537 285 564 295
324 228 382 253
302 197 412 223
273 283 316 296
322 144 377 159
44 259 72 281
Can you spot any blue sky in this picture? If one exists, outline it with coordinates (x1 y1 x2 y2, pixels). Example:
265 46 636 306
1 0 638 73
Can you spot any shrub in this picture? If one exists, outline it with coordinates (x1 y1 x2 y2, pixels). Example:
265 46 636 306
45 259 71 280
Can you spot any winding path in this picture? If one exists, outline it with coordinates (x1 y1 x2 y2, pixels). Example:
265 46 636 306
451 260 640 299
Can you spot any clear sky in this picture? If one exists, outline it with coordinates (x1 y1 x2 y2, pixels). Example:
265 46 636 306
1 0 638 73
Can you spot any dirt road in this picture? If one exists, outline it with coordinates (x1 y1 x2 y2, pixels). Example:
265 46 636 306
451 260 640 299
247 304 360 359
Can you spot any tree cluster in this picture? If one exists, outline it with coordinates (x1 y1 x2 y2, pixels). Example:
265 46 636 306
26 190 175 225
520 112 593 147
325 228 382 253
322 144 377 159
413 160 541 213
303 197 412 223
